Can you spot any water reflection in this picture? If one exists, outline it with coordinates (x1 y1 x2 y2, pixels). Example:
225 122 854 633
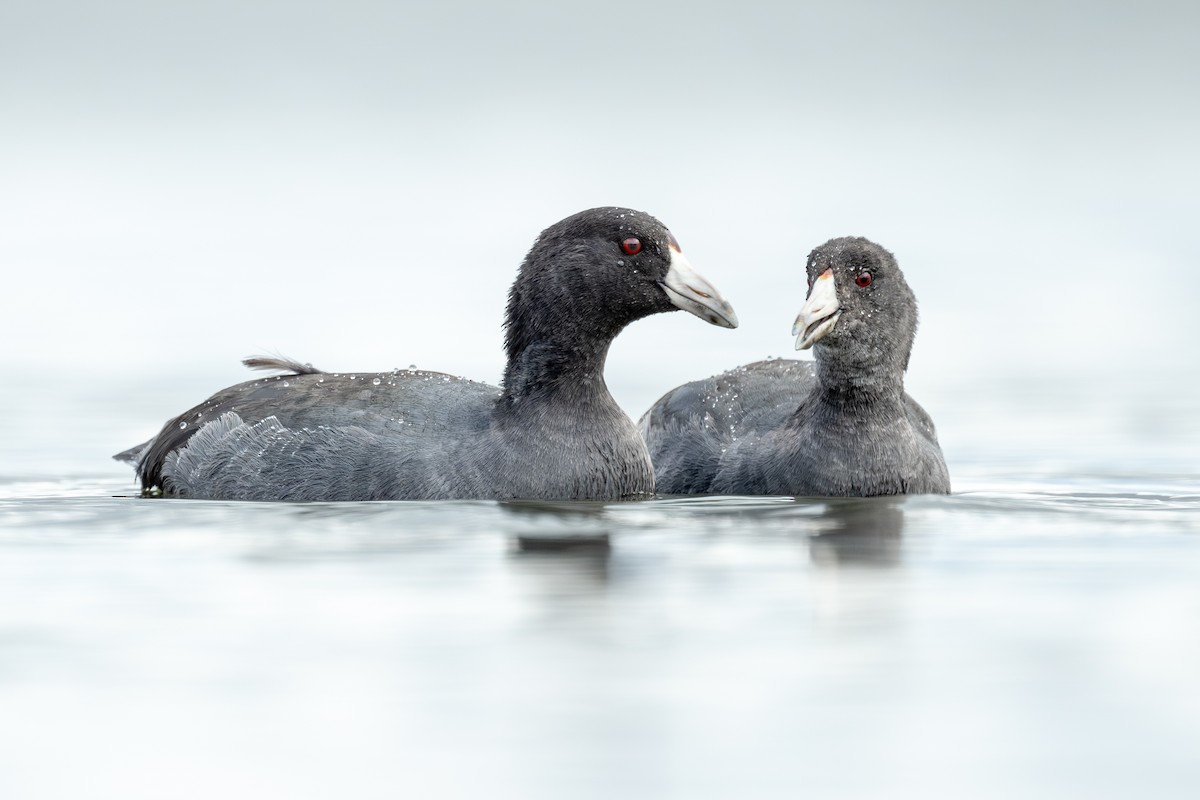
500 500 611 545
513 534 611 553
808 497 905 568
499 494 906 571
500 500 612 588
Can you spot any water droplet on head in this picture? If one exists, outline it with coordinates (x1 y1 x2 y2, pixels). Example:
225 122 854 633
373 377 381 385
282 381 289 387
179 421 188 429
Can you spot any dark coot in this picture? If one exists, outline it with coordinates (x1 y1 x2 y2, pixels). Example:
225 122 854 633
638 237 949 497
116 207 738 501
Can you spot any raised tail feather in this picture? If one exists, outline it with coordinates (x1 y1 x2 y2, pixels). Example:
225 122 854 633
241 355 323 375
112 355 322 465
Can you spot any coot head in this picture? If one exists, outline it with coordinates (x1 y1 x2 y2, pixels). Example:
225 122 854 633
792 237 917 372
504 207 737 363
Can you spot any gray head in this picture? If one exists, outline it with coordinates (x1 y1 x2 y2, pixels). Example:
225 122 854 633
503 207 738 367
792 237 918 379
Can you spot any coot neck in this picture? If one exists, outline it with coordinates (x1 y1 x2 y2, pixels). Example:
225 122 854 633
813 349 907 413
499 322 622 409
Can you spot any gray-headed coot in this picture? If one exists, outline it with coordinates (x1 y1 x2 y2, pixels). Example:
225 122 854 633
638 237 949 497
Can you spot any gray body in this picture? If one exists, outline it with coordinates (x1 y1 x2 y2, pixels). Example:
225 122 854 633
121 366 653 501
638 358 949 496
639 237 950 497
116 207 738 501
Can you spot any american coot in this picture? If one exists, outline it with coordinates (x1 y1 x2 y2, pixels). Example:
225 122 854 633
638 237 950 497
115 207 738 501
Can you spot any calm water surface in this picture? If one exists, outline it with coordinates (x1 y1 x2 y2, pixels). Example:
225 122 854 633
0 371 1197 799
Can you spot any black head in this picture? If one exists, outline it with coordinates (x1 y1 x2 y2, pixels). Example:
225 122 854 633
503 207 736 365
793 237 918 375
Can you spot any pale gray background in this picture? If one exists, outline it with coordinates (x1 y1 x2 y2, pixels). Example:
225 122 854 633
2 0 1197 464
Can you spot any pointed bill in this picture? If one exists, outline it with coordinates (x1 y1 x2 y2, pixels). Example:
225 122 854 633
793 268 841 349
660 246 738 329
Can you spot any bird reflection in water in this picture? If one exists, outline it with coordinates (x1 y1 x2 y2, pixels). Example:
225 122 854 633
808 497 905 567
499 500 612 583
499 495 905 575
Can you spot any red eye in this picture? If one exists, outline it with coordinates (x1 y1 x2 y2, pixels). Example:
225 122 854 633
855 271 873 287
621 237 642 255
